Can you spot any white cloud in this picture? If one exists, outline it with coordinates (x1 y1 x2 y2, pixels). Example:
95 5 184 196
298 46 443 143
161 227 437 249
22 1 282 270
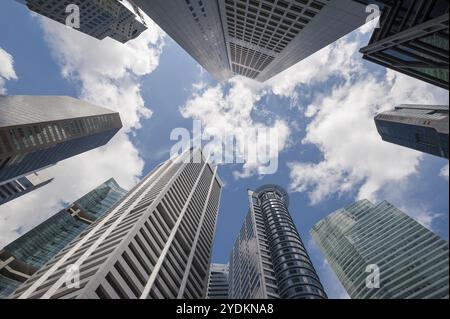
0 47 18 94
0 18 165 248
411 209 443 230
180 77 291 178
179 28 448 197
267 34 363 101
440 164 449 181
40 18 165 130
286 34 448 205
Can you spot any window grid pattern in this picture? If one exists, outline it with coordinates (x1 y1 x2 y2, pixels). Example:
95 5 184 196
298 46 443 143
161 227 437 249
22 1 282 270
10 152 222 300
224 0 328 54
230 42 274 78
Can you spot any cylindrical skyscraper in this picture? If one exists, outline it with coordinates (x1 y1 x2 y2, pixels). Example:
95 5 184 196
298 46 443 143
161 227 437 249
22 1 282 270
229 184 327 299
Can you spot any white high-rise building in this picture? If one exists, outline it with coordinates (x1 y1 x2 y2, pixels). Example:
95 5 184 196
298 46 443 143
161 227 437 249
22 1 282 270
134 0 372 81
10 150 223 299
206 263 229 299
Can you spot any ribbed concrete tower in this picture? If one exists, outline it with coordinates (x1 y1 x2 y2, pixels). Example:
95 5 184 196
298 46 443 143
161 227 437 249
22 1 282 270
10 150 222 299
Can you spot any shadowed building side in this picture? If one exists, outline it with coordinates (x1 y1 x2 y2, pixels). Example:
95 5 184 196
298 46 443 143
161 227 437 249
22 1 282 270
356 0 449 90
0 95 122 184
375 104 449 159
135 0 371 82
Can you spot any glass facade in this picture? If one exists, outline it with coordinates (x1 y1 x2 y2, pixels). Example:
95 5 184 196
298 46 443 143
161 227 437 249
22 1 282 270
0 178 127 298
0 173 53 206
358 0 449 90
311 200 449 299
375 104 449 159
0 95 122 184
229 185 327 299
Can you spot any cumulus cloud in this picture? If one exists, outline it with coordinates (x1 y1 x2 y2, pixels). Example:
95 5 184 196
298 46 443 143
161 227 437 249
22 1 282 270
0 17 165 248
0 47 18 94
286 34 448 205
40 18 165 130
180 77 291 178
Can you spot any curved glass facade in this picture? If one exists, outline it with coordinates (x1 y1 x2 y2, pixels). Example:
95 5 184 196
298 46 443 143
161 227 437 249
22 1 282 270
229 184 327 299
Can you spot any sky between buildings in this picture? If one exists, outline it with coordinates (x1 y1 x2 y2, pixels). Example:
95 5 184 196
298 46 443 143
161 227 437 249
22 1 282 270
0 1 448 299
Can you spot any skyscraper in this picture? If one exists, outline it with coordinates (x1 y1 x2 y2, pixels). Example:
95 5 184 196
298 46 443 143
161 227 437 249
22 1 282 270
16 0 148 44
374 104 449 159
0 171 53 206
0 178 127 298
356 0 449 90
135 0 371 82
311 200 449 299
229 185 327 299
0 95 122 184
206 263 229 299
10 150 222 299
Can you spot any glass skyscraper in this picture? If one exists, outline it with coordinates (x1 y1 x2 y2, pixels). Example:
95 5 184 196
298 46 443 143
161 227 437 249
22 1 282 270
356 0 449 90
134 0 371 82
0 178 127 298
206 263 229 299
0 171 53 206
10 150 222 299
15 0 147 44
0 95 122 184
311 200 449 299
375 104 449 159
229 185 327 299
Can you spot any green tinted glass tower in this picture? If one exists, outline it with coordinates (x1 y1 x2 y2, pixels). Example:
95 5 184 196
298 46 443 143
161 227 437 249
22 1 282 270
0 178 127 298
311 200 449 299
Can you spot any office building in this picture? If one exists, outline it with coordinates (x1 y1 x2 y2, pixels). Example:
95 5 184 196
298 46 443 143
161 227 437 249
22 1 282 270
207 263 229 299
357 0 449 90
0 178 127 298
375 104 449 159
0 95 122 184
135 0 371 82
0 171 53 206
229 185 327 299
10 150 222 299
16 0 147 44
311 200 449 299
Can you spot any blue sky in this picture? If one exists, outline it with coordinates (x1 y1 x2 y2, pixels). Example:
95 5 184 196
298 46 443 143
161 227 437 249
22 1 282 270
0 1 449 299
